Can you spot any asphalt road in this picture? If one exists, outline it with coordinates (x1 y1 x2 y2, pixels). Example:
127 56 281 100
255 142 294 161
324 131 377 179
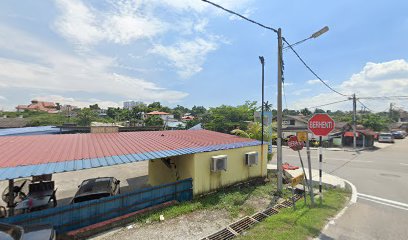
271 138 408 240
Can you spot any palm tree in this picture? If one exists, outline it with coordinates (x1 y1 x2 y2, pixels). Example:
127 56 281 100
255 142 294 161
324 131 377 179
231 122 274 142
263 101 272 112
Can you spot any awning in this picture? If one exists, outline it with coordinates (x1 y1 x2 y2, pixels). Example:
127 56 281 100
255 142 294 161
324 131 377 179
344 132 359 137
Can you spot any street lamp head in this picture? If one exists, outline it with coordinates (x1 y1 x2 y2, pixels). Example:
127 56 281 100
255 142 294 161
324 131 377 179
311 26 329 39
259 56 264 64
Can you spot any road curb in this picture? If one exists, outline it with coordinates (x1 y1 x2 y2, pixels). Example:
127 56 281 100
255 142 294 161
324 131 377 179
316 177 357 239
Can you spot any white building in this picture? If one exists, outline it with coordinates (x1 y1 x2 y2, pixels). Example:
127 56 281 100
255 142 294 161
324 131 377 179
123 101 144 110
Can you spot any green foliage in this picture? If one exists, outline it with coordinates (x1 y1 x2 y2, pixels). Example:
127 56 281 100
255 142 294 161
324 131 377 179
145 115 163 126
231 122 273 142
300 108 312 116
28 113 67 126
191 105 206 117
76 108 97 126
238 189 350 240
358 113 389 131
89 104 100 110
185 119 201 129
203 101 257 133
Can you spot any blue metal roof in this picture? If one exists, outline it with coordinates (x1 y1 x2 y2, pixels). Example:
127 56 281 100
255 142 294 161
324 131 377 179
0 126 62 136
0 141 261 180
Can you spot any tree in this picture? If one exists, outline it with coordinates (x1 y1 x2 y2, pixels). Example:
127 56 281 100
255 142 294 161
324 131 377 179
359 113 389 131
191 106 206 116
55 103 61 111
314 108 325 114
107 107 120 120
231 122 273 142
145 115 164 126
77 108 97 126
300 108 312 116
147 102 162 111
203 102 256 133
263 101 272 112
89 104 100 110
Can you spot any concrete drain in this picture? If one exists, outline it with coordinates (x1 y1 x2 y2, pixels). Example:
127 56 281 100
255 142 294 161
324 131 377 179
202 194 303 240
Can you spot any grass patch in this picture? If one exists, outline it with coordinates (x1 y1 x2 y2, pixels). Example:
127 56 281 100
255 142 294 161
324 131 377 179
133 178 280 224
237 188 350 240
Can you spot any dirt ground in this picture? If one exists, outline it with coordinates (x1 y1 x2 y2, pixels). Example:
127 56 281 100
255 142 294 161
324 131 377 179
91 185 276 240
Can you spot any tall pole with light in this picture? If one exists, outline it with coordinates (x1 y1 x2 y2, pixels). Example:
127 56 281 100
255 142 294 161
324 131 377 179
277 26 329 193
201 0 330 195
259 56 265 176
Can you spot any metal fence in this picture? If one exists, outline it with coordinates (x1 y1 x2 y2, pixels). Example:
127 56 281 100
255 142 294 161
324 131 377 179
0 178 193 233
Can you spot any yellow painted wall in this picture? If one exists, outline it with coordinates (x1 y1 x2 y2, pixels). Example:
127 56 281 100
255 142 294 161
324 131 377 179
148 154 195 186
148 144 267 195
192 145 267 195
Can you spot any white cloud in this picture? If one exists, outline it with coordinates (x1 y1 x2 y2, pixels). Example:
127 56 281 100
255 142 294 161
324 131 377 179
54 0 166 47
294 59 408 111
0 96 6 101
307 79 323 85
292 88 311 96
151 38 218 78
0 24 188 104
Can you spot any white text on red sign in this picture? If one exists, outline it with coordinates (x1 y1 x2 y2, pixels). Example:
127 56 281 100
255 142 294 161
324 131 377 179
309 121 333 129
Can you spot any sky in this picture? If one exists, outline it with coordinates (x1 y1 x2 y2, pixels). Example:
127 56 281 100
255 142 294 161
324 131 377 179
0 0 407 112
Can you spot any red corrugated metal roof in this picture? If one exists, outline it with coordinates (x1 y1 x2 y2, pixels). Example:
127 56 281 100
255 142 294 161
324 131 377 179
0 130 254 168
147 111 170 115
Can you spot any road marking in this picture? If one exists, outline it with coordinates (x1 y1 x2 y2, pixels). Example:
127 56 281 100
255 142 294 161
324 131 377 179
400 163 408 166
357 193 408 211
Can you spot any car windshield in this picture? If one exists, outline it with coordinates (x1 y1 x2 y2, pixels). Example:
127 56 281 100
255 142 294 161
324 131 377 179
73 193 111 203
77 178 112 196
380 134 391 137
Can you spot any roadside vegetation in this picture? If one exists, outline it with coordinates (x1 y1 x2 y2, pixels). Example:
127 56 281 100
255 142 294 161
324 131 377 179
1 100 400 131
238 188 350 240
133 179 281 224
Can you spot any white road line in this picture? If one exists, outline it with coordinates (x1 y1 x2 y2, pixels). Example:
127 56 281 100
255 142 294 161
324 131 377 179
358 196 408 211
357 193 408 208
400 163 408 166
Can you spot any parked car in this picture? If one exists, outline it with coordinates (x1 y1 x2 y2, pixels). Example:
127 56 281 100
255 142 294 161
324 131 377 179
392 131 406 139
0 222 55 240
71 177 120 204
378 133 395 143
14 181 57 213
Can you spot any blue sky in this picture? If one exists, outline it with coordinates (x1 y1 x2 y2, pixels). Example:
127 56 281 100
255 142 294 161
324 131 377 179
0 0 407 112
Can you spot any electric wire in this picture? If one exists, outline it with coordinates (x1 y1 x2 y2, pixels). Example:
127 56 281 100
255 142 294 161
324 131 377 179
308 99 350 109
201 0 278 33
202 0 349 99
357 99 373 112
282 37 350 97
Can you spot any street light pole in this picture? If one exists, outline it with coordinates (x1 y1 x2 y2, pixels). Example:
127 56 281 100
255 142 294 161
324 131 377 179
277 28 283 193
259 56 265 177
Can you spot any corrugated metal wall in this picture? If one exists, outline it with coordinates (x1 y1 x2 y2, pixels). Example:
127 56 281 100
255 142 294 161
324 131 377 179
0 178 192 233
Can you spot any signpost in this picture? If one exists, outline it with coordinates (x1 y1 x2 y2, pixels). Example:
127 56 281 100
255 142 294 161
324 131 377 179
288 136 308 205
308 114 335 204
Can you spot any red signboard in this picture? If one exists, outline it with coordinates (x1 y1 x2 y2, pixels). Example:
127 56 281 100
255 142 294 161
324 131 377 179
288 136 304 151
308 114 335 136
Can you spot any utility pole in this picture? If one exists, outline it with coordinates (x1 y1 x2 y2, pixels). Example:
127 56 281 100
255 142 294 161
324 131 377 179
259 56 265 176
352 94 357 149
277 28 283 193
389 103 393 121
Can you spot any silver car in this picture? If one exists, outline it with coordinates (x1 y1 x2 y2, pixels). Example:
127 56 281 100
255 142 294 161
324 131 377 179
378 133 394 143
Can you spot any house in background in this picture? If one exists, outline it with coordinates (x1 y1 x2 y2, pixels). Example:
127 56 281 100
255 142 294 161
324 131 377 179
147 111 174 121
16 100 58 113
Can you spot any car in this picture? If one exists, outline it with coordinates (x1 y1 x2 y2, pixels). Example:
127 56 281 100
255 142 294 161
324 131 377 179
378 133 395 143
392 131 405 139
0 222 56 240
71 177 120 204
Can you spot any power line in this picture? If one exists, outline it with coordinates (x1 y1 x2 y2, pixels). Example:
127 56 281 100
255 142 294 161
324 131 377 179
358 95 408 100
201 0 278 33
308 99 350 109
202 0 348 99
282 37 350 97
357 99 373 112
